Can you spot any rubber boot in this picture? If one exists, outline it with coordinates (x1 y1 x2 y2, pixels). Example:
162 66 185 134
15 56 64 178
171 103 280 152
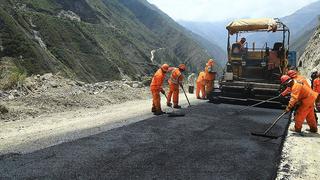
289 127 301 133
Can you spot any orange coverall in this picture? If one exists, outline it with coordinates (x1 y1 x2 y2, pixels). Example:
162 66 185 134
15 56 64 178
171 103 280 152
150 68 166 113
313 78 320 93
281 75 310 97
205 63 216 95
287 81 318 132
295 75 310 88
167 68 184 106
196 71 206 99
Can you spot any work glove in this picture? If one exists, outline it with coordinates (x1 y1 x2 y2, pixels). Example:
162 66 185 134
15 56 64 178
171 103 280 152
160 89 165 95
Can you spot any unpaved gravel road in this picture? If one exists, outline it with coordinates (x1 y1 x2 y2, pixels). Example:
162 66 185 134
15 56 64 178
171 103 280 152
0 93 202 155
0 103 289 179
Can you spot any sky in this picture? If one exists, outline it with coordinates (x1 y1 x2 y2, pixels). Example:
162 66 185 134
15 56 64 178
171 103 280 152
146 0 319 22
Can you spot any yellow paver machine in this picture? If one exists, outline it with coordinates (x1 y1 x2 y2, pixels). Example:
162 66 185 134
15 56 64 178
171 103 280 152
210 18 296 108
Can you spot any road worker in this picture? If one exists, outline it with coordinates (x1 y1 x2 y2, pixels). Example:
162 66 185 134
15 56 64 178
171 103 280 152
312 72 320 121
205 59 216 96
232 37 246 54
196 71 206 99
238 37 246 50
312 72 320 93
167 64 186 109
187 73 195 94
311 71 318 89
287 70 310 88
150 64 169 115
281 75 319 133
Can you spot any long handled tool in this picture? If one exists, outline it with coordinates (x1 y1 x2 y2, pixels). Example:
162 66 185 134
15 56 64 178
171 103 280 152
236 95 280 114
180 84 191 107
162 92 185 117
251 111 287 139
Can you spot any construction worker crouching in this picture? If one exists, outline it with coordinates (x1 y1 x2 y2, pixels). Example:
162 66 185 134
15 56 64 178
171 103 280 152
205 59 216 97
196 71 206 99
167 64 186 109
281 75 319 133
150 64 169 115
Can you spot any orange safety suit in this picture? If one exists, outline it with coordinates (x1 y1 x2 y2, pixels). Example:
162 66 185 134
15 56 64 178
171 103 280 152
150 68 166 113
281 87 292 97
287 81 318 132
294 75 310 88
282 75 310 97
167 68 184 106
196 71 206 99
205 62 216 95
313 78 320 93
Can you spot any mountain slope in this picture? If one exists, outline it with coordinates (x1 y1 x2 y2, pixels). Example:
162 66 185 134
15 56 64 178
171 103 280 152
299 26 320 77
290 17 318 57
0 0 213 82
179 20 228 50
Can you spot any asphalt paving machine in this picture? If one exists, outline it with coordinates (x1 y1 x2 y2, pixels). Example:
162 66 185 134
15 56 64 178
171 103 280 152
210 18 296 108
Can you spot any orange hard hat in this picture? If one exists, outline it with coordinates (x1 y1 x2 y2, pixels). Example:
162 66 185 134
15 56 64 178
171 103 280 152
287 70 297 78
161 64 169 72
280 75 291 84
178 64 186 71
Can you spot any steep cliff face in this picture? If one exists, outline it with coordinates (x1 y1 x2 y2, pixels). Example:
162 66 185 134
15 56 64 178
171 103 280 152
0 0 216 82
299 27 320 77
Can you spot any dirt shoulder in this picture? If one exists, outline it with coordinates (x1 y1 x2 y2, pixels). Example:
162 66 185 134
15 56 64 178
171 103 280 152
0 73 150 122
276 121 320 179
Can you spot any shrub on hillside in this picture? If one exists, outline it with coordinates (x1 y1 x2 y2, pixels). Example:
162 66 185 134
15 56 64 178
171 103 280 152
0 61 27 90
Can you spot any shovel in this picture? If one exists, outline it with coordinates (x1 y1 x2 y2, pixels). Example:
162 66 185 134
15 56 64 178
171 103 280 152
180 84 191 107
251 111 287 139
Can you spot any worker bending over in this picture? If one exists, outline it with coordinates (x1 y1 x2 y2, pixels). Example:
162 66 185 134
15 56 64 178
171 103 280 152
167 64 186 109
150 64 169 115
196 71 206 99
281 75 319 133
287 70 310 88
205 59 216 96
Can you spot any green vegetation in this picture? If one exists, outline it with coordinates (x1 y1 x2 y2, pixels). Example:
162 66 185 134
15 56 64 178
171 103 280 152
0 0 214 83
0 58 27 90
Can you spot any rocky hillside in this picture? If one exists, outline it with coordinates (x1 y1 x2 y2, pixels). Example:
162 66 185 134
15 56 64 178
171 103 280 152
0 0 214 83
299 27 320 77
